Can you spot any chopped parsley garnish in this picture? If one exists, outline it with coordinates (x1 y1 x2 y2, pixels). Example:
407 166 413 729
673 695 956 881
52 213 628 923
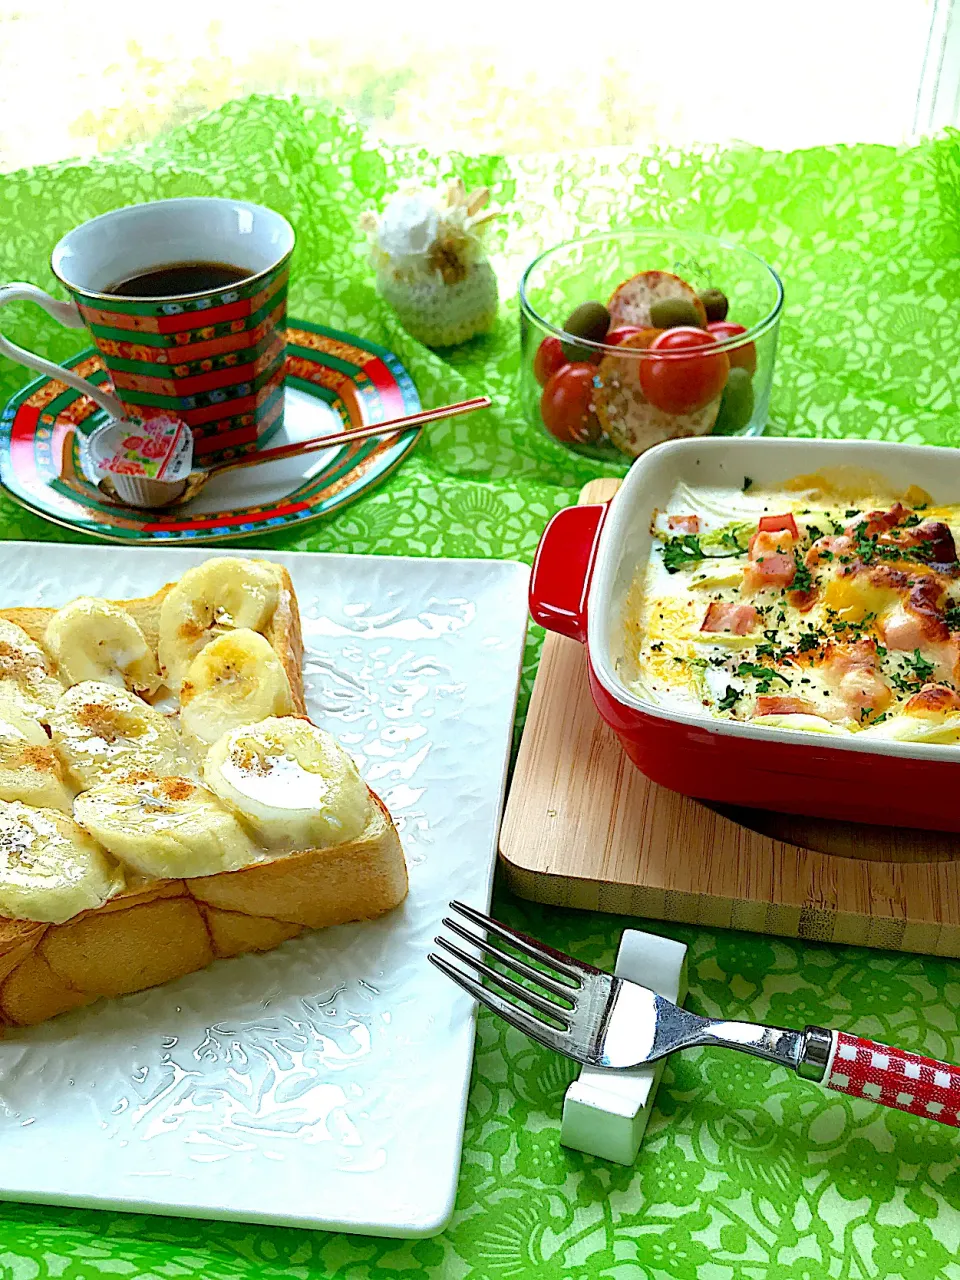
797 632 821 652
791 552 813 593
650 641 664 652
742 476 753 492
806 523 823 542
817 549 834 562
718 686 741 712
829 518 846 535
831 611 876 641
850 526 937 567
889 649 936 693
872 712 887 724
844 509 860 518
852 530 877 563
906 648 935 685
660 533 741 573
945 604 960 631
737 661 791 693
757 641 791 663
660 535 706 573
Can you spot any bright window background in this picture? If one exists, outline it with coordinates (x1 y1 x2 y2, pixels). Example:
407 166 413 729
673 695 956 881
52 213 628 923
0 0 937 171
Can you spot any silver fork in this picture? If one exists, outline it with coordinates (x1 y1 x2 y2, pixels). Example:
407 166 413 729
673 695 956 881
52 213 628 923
430 901 960 1129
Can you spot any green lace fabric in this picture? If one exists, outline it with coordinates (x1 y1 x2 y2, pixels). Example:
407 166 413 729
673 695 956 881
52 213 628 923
1 98 959 1278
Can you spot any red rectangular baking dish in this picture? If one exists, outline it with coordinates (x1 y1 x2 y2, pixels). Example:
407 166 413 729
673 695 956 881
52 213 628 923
529 437 960 832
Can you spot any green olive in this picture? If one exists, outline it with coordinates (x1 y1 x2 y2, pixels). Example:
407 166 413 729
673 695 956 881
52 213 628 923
649 297 702 330
699 288 729 323
561 301 610 361
713 367 755 435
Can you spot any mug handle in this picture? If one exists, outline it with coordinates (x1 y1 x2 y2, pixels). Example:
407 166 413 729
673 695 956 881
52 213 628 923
0 283 126 419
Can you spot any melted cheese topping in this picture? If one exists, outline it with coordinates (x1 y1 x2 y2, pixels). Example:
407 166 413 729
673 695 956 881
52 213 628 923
624 478 960 743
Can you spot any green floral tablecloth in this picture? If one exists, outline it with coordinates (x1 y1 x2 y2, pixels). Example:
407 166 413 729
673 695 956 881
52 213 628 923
1 98 960 1279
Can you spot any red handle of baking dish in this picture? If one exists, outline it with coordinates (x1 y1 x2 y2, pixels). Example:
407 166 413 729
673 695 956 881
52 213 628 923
529 503 607 643
824 1031 960 1127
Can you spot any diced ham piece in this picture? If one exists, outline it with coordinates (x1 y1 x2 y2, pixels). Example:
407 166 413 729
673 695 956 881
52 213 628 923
748 525 797 558
879 577 960 683
849 502 910 538
881 606 931 653
906 575 950 640
743 527 797 591
847 503 958 565
880 610 960 685
881 519 958 566
700 601 759 635
806 534 854 568
667 514 701 534
819 639 879 675
754 695 817 717
757 513 799 539
789 584 819 613
904 684 960 716
817 639 892 720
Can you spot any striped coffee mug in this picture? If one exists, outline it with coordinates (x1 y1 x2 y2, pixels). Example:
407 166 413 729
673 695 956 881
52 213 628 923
0 197 295 460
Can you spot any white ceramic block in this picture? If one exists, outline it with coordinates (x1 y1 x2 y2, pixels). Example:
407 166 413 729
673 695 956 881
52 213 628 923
560 929 688 1164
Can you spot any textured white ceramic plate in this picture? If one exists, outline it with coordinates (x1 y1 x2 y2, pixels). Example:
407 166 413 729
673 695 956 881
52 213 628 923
0 543 530 1237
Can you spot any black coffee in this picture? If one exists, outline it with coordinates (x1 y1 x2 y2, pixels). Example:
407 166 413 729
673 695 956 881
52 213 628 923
106 261 252 298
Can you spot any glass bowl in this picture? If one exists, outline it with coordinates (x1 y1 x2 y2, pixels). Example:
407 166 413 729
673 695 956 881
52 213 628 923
519 229 783 461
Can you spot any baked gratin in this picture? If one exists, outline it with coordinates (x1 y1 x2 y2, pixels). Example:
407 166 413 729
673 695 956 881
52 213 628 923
624 474 960 744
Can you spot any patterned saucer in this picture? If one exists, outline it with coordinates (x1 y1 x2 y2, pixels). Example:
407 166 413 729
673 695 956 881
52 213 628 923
0 320 420 544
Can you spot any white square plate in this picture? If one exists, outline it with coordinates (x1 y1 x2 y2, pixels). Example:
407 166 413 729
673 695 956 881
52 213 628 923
0 543 530 1237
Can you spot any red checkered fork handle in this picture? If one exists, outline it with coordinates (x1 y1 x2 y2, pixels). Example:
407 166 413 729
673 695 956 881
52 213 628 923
825 1032 960 1127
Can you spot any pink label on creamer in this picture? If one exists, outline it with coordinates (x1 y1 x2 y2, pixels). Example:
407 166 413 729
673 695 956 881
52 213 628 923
99 414 192 480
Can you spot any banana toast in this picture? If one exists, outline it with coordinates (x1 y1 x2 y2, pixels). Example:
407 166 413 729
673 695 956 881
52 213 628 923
0 557 408 1028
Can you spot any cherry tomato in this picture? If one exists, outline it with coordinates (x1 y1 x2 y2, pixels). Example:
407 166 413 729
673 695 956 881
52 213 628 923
605 326 644 346
639 327 730 416
534 336 566 386
707 321 756 375
540 363 601 444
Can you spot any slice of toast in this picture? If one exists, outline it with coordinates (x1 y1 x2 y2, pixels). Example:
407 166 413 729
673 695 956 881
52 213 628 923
0 561 407 1028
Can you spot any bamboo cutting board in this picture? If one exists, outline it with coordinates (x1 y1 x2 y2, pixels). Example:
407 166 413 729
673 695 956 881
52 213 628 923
499 479 960 958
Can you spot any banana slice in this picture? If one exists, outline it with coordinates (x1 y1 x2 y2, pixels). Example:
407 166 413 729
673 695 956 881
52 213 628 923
0 799 123 924
44 597 161 696
203 716 370 850
75 774 260 879
180 629 294 751
158 558 281 694
49 680 189 791
0 618 64 724
0 696 74 813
